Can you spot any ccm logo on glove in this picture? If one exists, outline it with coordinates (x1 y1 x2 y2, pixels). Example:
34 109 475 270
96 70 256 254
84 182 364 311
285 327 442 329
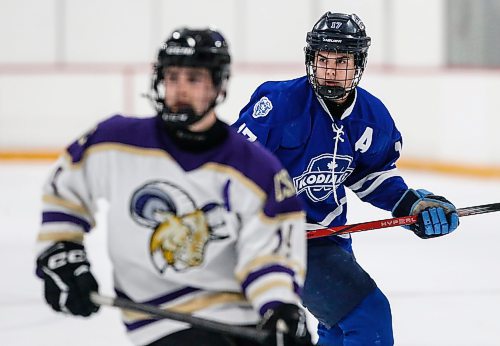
36 241 99 316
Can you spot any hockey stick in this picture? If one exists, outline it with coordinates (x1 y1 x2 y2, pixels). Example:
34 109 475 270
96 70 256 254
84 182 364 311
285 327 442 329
307 202 500 239
89 292 269 343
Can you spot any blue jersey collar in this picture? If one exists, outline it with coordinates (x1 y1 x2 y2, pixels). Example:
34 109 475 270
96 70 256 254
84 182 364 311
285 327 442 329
315 88 357 121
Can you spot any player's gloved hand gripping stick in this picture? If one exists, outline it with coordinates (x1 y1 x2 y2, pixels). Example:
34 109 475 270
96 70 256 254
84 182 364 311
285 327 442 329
391 189 459 239
259 303 313 346
307 200 500 239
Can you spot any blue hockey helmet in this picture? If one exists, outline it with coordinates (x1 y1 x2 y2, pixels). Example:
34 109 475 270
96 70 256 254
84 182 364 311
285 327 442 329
305 12 371 101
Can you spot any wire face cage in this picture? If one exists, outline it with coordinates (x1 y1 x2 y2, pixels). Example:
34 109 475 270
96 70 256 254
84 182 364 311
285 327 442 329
305 47 367 101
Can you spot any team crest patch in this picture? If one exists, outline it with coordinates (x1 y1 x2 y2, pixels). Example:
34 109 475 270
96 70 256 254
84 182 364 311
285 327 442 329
293 154 354 202
252 96 273 118
130 181 229 273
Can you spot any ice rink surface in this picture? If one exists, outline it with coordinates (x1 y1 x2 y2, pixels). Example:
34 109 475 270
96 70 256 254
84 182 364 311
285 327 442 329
1 163 499 346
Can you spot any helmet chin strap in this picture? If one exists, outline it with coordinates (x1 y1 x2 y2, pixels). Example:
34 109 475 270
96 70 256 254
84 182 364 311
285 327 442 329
316 85 348 101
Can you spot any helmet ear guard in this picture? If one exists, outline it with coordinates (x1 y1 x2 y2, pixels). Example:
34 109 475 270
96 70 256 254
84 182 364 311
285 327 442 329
150 28 231 129
305 12 371 101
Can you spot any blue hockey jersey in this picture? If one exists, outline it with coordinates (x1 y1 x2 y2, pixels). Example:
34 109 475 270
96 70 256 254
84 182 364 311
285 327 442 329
233 76 408 231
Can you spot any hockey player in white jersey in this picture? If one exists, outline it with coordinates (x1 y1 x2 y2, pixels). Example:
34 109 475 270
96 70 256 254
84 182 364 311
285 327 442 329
35 28 312 346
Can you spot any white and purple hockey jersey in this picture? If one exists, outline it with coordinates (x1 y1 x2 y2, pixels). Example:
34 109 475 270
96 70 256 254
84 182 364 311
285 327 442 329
37 115 306 345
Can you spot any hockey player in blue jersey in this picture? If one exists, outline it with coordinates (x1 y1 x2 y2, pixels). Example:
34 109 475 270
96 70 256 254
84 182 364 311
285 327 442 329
233 12 460 346
35 28 313 346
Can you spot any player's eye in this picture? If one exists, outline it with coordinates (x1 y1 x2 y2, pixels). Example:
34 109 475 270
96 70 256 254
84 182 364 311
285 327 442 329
165 72 178 82
187 75 202 83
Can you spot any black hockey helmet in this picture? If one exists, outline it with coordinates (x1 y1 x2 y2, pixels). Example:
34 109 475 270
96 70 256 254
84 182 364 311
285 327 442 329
305 12 371 101
151 27 231 128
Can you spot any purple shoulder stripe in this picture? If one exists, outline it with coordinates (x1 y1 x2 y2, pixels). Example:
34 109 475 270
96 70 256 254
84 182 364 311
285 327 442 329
67 115 160 163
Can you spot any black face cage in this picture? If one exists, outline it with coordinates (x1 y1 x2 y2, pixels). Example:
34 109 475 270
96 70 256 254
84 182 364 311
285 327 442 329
150 63 230 119
150 65 165 116
305 47 367 101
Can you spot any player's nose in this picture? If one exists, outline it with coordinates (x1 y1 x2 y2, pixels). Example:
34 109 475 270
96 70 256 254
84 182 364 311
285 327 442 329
326 66 336 78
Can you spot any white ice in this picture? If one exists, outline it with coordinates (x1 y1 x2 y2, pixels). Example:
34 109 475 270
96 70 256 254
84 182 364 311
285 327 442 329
1 163 499 346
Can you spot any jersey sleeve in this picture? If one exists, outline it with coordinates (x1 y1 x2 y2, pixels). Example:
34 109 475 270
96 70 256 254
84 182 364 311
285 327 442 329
345 122 408 211
231 151 306 316
37 123 108 253
231 83 284 152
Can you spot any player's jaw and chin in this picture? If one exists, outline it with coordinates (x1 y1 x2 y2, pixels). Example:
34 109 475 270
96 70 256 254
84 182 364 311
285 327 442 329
162 66 218 130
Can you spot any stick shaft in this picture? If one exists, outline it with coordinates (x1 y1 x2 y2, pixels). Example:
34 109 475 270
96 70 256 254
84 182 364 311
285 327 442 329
307 202 500 239
90 292 268 343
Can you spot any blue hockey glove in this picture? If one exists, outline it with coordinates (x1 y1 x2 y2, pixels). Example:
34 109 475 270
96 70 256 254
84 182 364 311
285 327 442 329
392 189 459 239
36 241 99 316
